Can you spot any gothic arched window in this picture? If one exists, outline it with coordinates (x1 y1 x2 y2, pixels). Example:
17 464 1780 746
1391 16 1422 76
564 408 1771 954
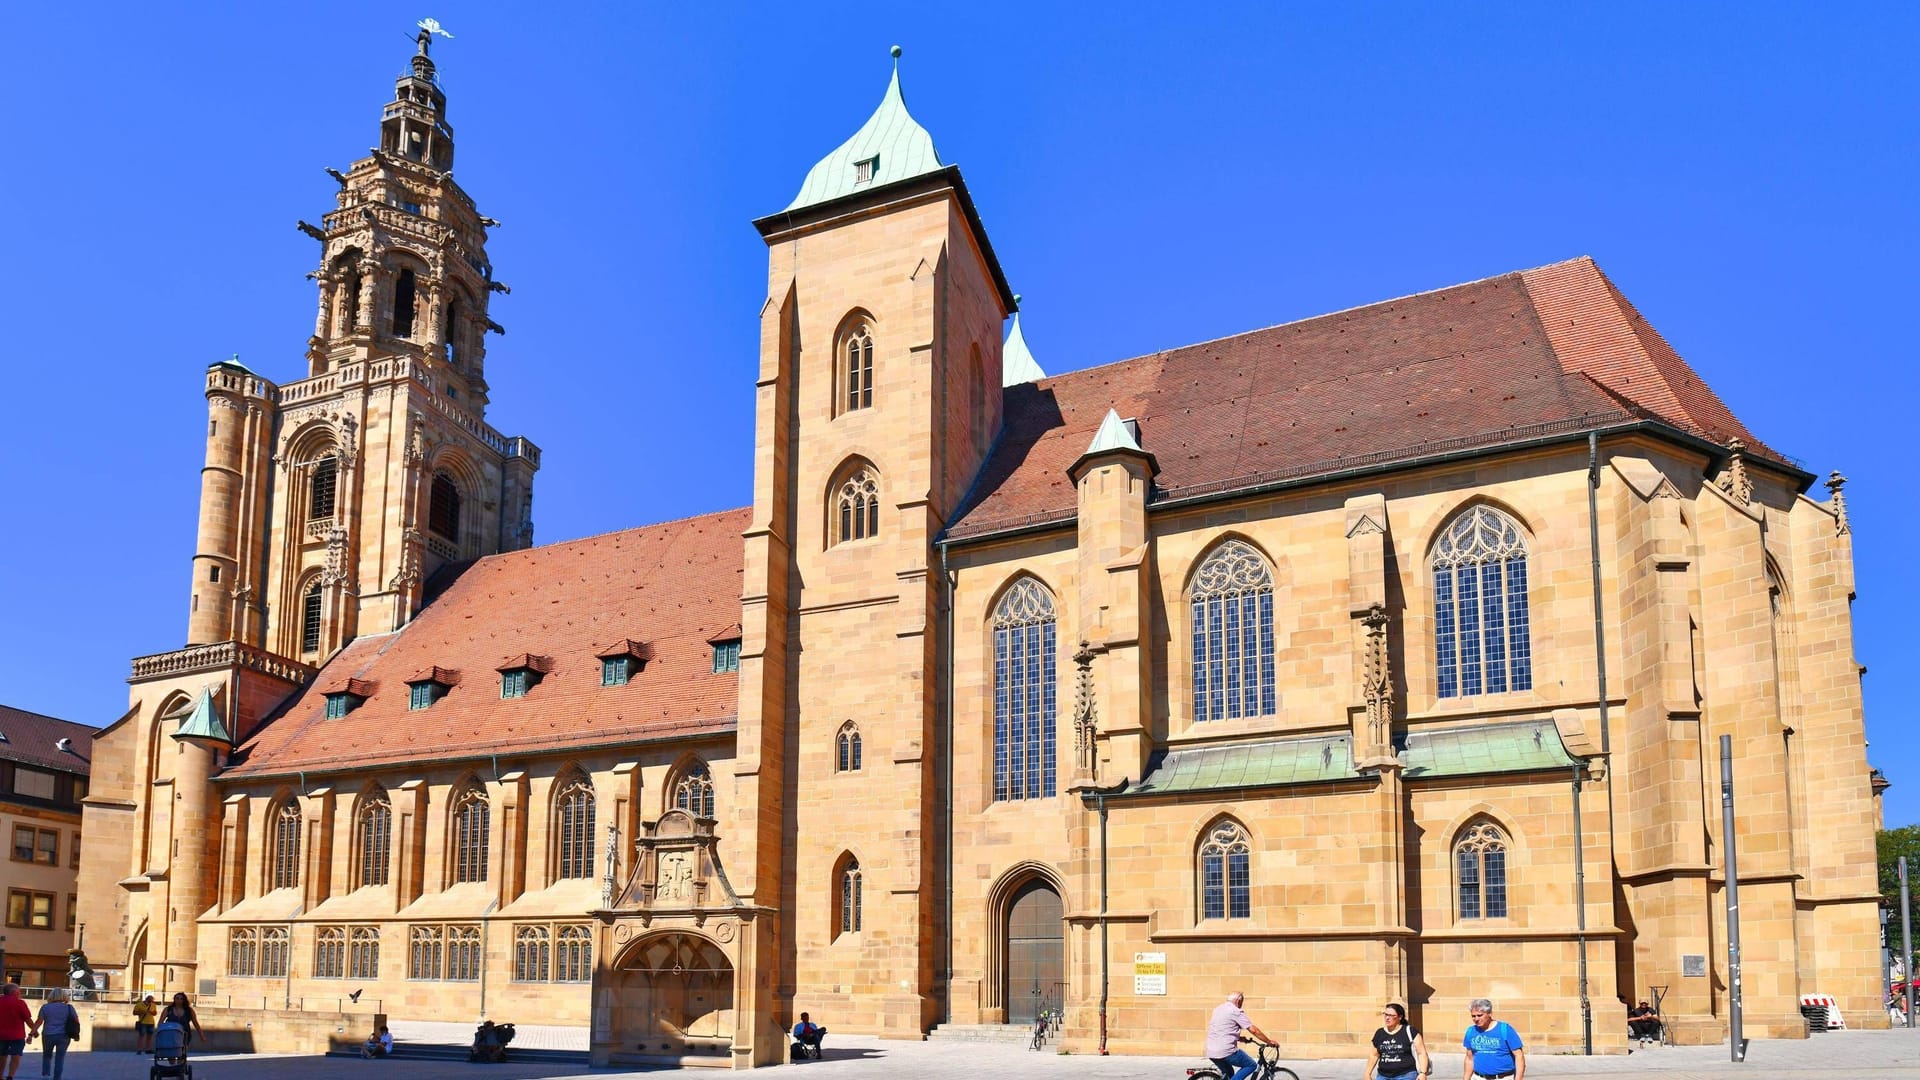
314 926 346 979
1189 540 1276 722
555 924 592 982
409 924 443 980
444 299 464 369
836 722 862 773
261 926 289 977
672 762 715 819
837 856 863 937
1455 820 1510 920
514 925 551 982
843 323 874 412
301 580 324 655
451 784 490 884
554 774 596 880
447 925 482 981
835 466 881 544
1432 506 1533 698
357 793 392 888
1198 819 1252 920
310 455 338 520
992 578 1057 802
429 472 461 541
349 926 380 979
229 927 258 977
270 800 302 891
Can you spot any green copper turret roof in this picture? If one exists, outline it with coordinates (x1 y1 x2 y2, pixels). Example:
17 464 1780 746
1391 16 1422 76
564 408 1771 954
785 49 944 213
172 686 230 745
1002 312 1046 387
1084 409 1142 456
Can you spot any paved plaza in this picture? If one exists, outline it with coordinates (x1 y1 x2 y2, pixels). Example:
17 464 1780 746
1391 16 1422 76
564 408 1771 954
32 1028 1920 1080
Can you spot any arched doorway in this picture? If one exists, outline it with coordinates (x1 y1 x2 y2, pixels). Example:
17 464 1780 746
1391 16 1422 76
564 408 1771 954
607 932 734 1064
1004 880 1063 1024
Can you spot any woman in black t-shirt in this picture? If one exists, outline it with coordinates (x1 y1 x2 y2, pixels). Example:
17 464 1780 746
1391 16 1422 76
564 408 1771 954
1366 1003 1430 1080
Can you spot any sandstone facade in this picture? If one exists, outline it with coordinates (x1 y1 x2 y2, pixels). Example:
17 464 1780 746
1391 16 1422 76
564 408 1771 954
76 31 1883 1071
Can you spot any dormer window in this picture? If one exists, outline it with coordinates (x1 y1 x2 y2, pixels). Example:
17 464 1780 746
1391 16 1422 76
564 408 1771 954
406 666 459 711
496 654 552 700
595 640 650 687
712 640 741 674
323 679 373 719
854 156 878 185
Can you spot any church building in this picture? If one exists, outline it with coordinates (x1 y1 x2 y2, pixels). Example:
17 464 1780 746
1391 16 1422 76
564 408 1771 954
77 30 1887 1068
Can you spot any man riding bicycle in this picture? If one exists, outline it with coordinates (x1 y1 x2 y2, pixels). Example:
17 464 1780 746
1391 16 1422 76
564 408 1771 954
1206 991 1277 1080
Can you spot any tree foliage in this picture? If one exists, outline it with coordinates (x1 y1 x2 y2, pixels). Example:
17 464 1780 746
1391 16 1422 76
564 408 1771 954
1882 825 1920 906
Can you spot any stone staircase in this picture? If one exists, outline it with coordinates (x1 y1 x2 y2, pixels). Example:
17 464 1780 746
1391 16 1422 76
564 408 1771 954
926 1023 1048 1047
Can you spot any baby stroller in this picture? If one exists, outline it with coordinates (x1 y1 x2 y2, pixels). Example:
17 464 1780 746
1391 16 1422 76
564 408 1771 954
151 1020 192 1080
468 1021 516 1063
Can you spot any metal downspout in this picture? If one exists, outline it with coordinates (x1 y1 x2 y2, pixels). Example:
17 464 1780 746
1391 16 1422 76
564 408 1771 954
1573 764 1591 1054
1579 430 1610 1054
1080 779 1127 1054
941 542 955 1027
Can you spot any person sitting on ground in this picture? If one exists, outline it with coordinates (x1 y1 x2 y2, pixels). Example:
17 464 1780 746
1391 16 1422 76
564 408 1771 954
362 1025 393 1059
1627 1001 1659 1043
470 1019 509 1063
132 994 158 1055
790 1012 827 1061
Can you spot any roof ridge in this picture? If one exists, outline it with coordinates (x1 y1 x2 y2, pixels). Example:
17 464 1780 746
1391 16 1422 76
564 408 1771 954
1029 257 1594 391
464 505 749 568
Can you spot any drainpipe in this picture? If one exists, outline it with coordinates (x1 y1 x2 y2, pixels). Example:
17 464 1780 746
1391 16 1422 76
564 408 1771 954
1080 779 1128 1055
1572 764 1591 1054
940 542 956 1026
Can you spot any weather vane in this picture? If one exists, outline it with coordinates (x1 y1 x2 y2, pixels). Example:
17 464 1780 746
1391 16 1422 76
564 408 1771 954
417 17 454 40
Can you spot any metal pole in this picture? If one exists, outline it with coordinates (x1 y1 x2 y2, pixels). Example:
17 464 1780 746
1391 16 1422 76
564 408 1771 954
1902 857 1914 1027
1721 735 1745 1061
1098 791 1110 1055
1573 765 1591 1054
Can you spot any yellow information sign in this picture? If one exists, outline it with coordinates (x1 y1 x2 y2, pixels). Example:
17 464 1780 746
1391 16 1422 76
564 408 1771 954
1134 951 1167 995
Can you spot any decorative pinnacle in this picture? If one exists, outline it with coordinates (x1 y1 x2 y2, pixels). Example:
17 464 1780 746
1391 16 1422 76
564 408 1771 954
1013 293 1023 309
890 44 902 59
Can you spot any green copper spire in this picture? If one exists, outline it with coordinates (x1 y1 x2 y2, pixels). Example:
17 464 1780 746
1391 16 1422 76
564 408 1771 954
785 46 943 212
172 686 231 746
1084 409 1143 456
1002 301 1046 387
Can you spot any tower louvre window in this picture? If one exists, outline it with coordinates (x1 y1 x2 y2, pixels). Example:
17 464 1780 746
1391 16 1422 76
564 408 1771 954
429 473 461 541
393 268 417 338
854 156 878 184
310 456 338 520
301 581 324 654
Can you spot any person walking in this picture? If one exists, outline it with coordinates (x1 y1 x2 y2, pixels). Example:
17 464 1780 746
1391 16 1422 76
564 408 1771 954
32 991 78 1080
132 994 158 1054
161 993 206 1048
0 985 33 1080
1367 1002 1430 1080
1461 999 1524 1080
1206 992 1277 1080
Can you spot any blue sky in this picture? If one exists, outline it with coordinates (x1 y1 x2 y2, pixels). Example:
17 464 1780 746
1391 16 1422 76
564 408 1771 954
2 4 1913 826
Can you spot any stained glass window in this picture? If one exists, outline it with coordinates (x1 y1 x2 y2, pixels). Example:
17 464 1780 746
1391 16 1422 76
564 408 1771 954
1190 541 1276 721
1455 820 1509 920
1432 506 1532 698
992 578 1057 802
1199 820 1252 920
555 775 596 880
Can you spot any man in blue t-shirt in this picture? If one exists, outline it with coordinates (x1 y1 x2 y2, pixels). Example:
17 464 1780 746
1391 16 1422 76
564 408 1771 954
1461 999 1524 1080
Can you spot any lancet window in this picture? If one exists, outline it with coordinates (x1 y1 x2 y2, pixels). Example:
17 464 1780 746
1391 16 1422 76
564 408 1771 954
270 800 302 891
1189 541 1276 722
1199 819 1252 920
844 323 874 412
1455 820 1510 920
672 762 715 819
835 467 881 544
357 793 392 888
1432 506 1533 698
554 774 596 880
992 578 1057 802
451 784 490 884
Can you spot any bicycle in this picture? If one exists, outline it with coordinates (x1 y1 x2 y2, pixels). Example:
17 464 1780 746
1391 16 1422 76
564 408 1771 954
1186 1041 1299 1080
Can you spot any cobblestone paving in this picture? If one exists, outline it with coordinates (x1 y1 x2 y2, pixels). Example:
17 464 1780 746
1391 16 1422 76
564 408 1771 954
38 1027 1919 1080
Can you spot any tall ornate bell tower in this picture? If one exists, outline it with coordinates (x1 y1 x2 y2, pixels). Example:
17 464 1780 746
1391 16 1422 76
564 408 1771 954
185 23 539 664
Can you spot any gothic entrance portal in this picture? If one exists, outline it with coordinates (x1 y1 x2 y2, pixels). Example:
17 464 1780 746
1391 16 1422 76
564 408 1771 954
1004 880 1063 1024
607 932 735 1065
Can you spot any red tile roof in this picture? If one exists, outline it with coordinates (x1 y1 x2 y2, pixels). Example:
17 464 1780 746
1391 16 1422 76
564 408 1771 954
949 257 1780 539
225 508 749 778
0 703 95 776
